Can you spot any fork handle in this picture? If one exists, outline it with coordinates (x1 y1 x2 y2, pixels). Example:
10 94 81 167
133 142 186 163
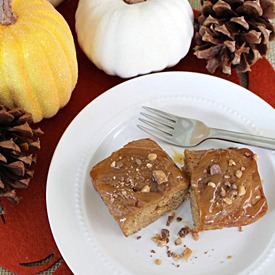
209 128 275 150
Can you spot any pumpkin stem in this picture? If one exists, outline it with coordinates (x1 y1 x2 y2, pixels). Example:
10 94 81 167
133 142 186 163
123 0 146 4
0 0 16 25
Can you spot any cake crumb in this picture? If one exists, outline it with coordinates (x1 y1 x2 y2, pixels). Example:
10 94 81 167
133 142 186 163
151 228 170 247
154 258 162 265
227 255 232 260
183 247 192 261
172 262 180 268
191 230 200 241
174 237 182 246
136 235 141 240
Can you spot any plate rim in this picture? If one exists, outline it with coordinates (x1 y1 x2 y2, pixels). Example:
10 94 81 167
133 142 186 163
46 71 275 275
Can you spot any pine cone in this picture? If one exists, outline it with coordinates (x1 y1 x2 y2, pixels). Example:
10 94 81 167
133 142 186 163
0 105 43 215
194 0 275 74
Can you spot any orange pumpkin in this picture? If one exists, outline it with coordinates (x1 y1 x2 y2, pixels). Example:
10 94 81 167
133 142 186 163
0 0 78 122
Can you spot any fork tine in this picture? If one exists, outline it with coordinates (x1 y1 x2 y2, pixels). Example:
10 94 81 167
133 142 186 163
138 118 173 135
142 106 178 121
137 124 173 143
140 112 175 129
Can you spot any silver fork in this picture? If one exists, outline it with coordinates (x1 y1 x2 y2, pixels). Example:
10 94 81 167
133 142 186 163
137 106 275 150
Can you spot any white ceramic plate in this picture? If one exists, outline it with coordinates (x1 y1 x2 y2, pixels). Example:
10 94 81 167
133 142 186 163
46 72 275 275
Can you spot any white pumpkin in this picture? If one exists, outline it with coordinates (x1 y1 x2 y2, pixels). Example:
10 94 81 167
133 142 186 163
75 0 194 78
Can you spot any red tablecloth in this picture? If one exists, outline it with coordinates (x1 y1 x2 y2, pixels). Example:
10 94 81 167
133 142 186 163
0 1 274 274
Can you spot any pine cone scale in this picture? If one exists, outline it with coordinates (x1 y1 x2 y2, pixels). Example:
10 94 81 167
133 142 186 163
194 0 275 74
0 105 43 213
0 139 21 152
243 29 262 44
0 111 14 125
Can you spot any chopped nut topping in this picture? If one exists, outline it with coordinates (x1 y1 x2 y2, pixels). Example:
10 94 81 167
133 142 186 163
148 153 157 161
232 183 238 190
110 160 123 169
223 197 232 205
146 163 153 169
141 185 150 193
228 159 236 166
238 185 246 196
210 164 222 175
241 166 246 171
152 170 168 184
207 181 216 188
235 170 243 178
220 187 226 197
253 154 259 160
135 159 142 165
224 175 231 179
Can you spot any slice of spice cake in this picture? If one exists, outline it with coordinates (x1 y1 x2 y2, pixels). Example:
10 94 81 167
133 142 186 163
184 148 268 231
90 138 189 236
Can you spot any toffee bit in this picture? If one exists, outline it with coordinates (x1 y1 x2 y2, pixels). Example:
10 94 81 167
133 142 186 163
152 170 168 184
161 228 170 239
166 211 176 226
178 226 191 238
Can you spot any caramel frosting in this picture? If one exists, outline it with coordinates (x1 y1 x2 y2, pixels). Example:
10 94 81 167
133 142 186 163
185 148 268 231
90 139 188 226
